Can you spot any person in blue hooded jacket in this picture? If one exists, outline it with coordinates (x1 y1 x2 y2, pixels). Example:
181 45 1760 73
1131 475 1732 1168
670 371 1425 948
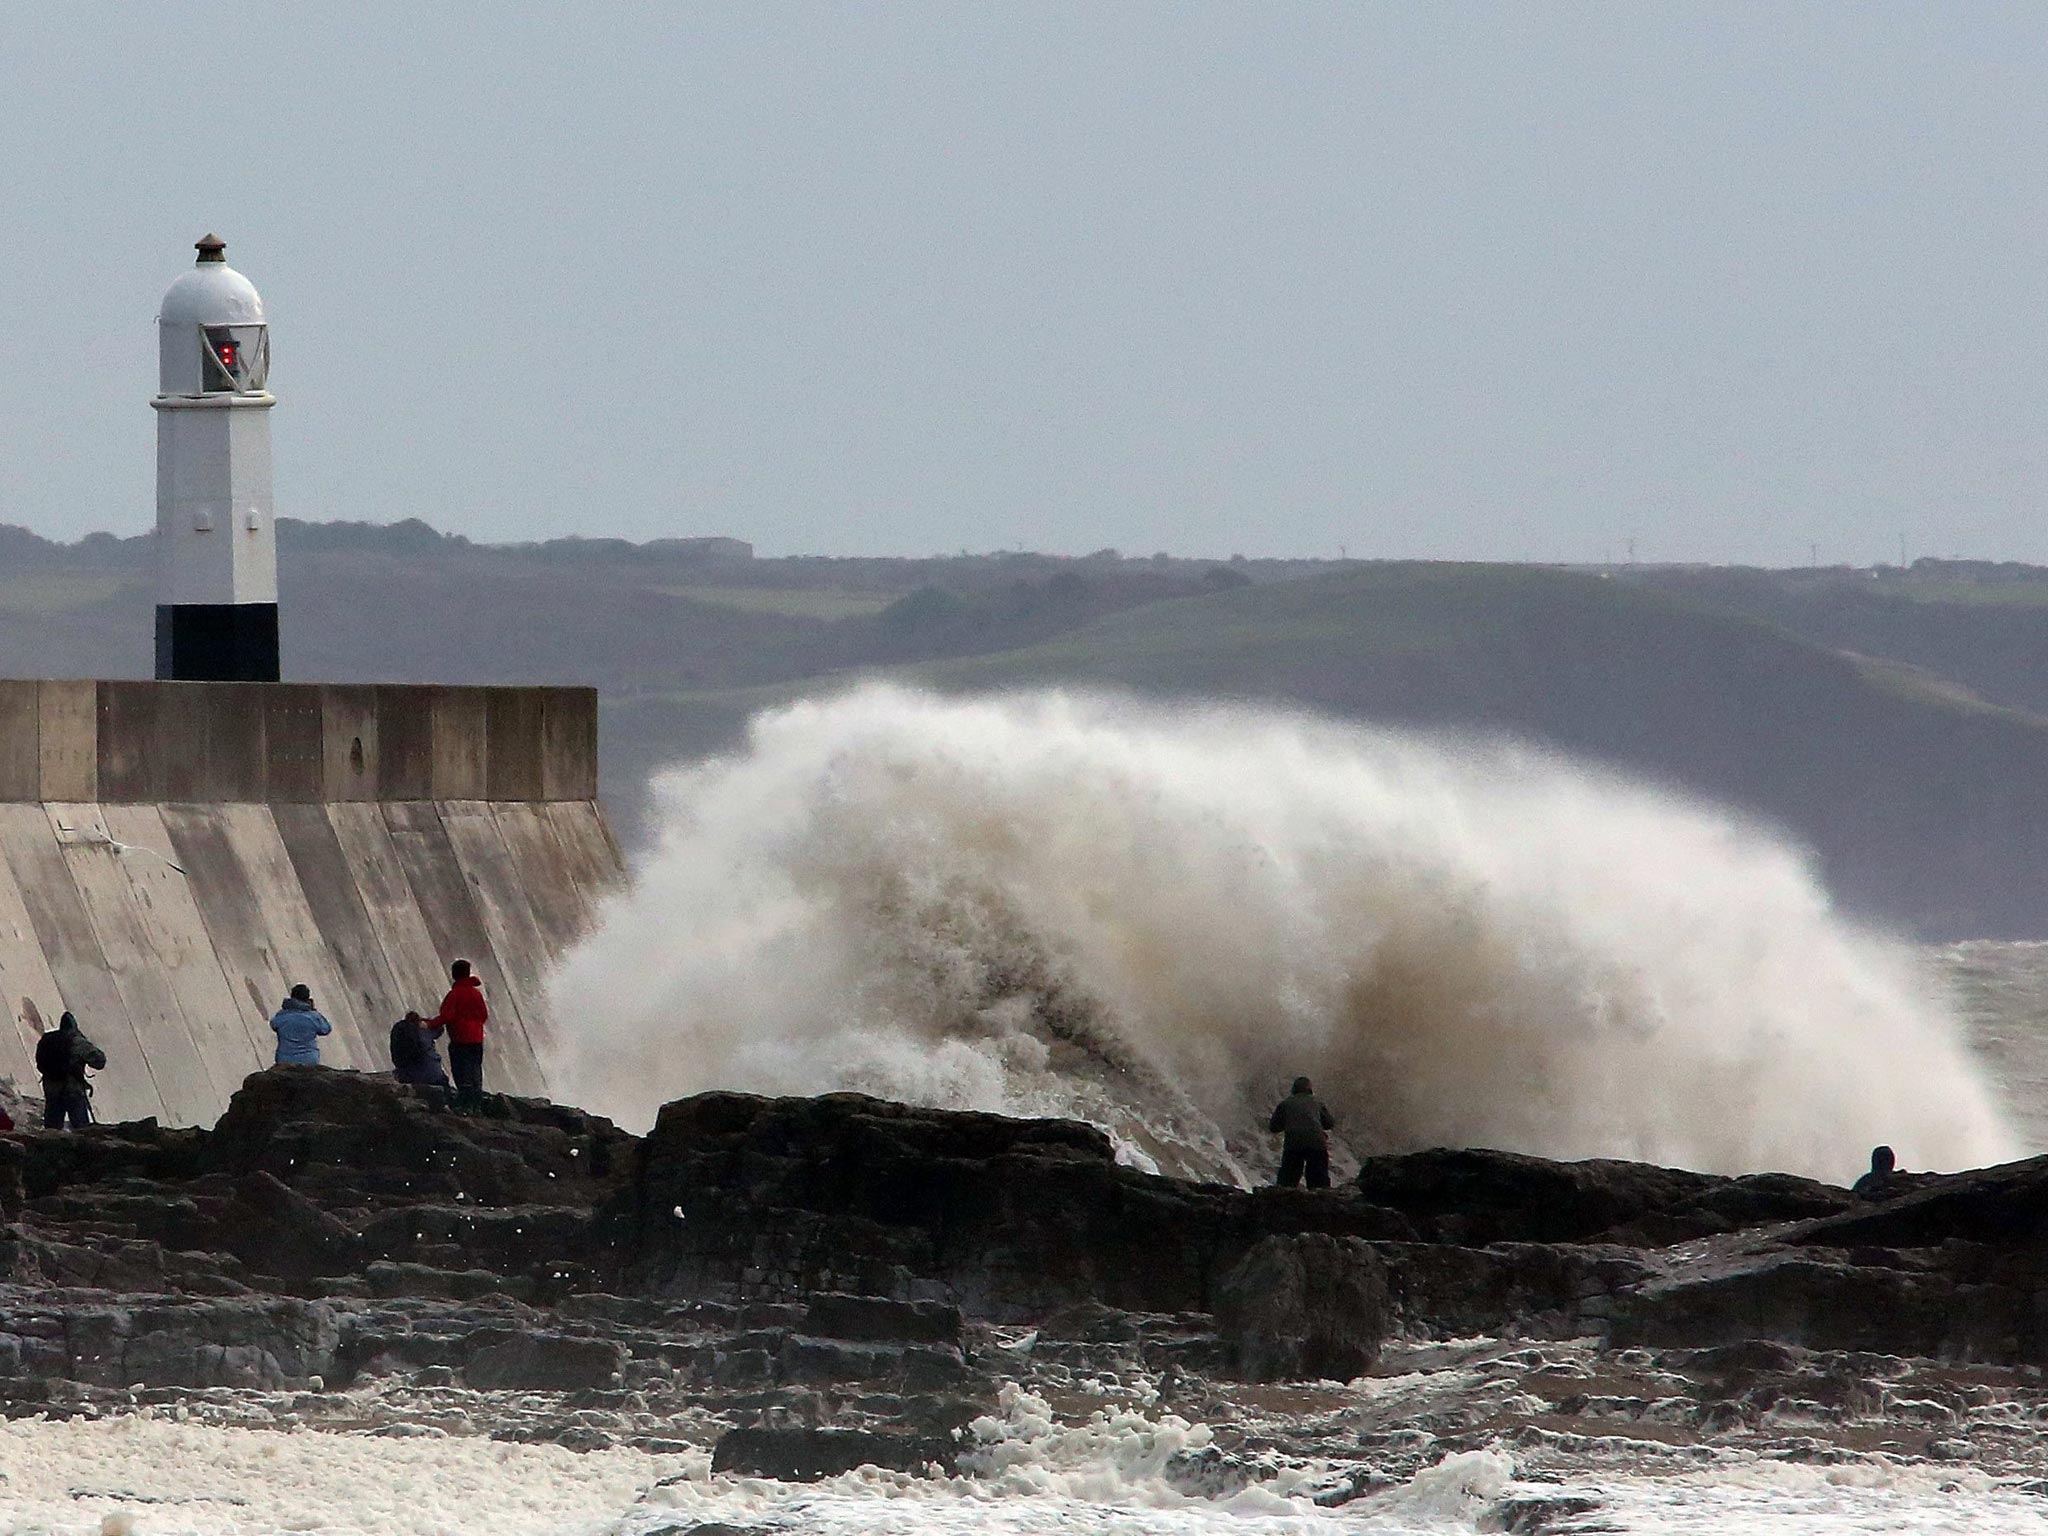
271 983 334 1066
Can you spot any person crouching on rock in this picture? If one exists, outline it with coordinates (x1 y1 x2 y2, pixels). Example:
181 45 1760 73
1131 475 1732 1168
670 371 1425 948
1270 1075 1336 1189
430 959 490 1112
35 1011 105 1130
1853 1144 1902 1200
270 984 333 1067
389 1008 451 1095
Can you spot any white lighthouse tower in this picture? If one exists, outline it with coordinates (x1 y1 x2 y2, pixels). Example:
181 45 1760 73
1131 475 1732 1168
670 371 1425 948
152 233 279 681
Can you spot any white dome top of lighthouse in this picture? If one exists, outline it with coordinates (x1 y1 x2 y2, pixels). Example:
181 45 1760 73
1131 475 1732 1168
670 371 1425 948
160 234 267 327
158 234 271 396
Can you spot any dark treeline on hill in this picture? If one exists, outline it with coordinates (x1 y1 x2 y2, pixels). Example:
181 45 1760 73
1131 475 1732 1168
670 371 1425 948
6 518 2048 939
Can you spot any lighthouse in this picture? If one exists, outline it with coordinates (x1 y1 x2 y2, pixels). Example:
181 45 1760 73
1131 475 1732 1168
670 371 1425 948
152 234 279 681
0 236 619 1128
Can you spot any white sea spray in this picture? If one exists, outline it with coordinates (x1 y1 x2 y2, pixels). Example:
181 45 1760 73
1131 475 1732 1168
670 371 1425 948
19 1405 2048 1535
548 684 2017 1179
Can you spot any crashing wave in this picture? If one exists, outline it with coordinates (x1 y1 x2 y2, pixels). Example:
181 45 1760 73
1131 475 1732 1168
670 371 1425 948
546 685 2016 1181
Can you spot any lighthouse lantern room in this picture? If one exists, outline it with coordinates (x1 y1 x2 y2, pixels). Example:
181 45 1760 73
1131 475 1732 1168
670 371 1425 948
152 233 280 682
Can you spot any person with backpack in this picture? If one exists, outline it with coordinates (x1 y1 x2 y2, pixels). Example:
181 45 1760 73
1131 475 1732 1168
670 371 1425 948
1269 1075 1338 1189
389 1008 451 1094
429 960 489 1111
35 1012 106 1130
270 984 334 1066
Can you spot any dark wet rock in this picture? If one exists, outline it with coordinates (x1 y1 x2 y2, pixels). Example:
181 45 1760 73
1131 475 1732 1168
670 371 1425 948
341 1327 473 1380
364 1261 512 1302
712 1347 776 1387
1583 1157 2048 1361
1357 1147 1851 1246
7 1119 207 1202
610 1090 1410 1317
23 1169 360 1285
356 1203 591 1273
1378 1240 1652 1338
1309 1468 1403 1506
1028 1303 1221 1376
555 1292 735 1331
1162 1443 1258 1497
1479 1493 1605 1533
464 1331 626 1391
6 1228 253 1295
1684 1338 1807 1386
0 1138 22 1216
1609 1251 2034 1361
802 1292 962 1346
710 1424 957 1480
776 1333 967 1388
1037 1300 1142 1343
219 1171 366 1281
1786 1156 2048 1250
0 1375 52 1411
17 1069 2048 1415
899 1345 975 1390
867 1391 992 1440
1214 1234 1392 1382
7 1295 342 1389
204 1068 633 1212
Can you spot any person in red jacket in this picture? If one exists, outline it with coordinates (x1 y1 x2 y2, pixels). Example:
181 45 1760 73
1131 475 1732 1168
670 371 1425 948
430 959 490 1111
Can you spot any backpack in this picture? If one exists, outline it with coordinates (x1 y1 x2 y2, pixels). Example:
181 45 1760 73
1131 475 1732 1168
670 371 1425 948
389 1018 428 1070
36 1029 101 1079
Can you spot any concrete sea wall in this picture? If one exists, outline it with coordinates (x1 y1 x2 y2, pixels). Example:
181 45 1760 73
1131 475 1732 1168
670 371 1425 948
0 681 619 1125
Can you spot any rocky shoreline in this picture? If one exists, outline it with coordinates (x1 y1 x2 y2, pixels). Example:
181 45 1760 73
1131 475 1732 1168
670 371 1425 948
5 1070 2048 1508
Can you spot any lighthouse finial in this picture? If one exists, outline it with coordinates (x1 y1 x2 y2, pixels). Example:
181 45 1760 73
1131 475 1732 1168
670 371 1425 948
194 233 226 264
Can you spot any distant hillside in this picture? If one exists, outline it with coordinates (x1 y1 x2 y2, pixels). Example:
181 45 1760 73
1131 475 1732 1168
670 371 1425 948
6 521 2048 938
1629 562 2048 719
0 520 1284 686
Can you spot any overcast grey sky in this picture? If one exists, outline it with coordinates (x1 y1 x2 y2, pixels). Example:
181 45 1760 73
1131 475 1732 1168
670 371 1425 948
4 4 2046 562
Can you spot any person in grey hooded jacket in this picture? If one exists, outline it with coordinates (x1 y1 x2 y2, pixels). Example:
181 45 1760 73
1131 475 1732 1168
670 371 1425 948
1269 1075 1337 1188
35 1012 105 1129
270 984 334 1066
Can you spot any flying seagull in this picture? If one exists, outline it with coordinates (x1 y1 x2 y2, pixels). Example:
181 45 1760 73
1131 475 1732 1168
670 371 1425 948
53 823 187 875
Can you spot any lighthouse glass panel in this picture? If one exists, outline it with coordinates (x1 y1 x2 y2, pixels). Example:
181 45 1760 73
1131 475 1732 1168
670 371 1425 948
201 325 270 393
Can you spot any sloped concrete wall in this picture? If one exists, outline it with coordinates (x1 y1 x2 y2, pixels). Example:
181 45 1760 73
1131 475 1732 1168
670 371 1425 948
0 798 619 1125
0 680 621 1126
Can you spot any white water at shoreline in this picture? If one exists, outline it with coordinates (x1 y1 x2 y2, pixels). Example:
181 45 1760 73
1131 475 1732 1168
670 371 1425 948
11 1388 2048 1536
548 686 2016 1180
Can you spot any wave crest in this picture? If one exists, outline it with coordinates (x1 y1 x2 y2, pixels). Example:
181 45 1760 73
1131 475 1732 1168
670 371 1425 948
546 686 2017 1181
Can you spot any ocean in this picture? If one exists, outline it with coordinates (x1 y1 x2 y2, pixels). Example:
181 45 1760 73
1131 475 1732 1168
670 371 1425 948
1938 940 2048 1152
8 689 2046 1534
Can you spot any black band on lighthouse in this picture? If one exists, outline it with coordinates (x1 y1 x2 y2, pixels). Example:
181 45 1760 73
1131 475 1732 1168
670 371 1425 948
154 604 281 682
